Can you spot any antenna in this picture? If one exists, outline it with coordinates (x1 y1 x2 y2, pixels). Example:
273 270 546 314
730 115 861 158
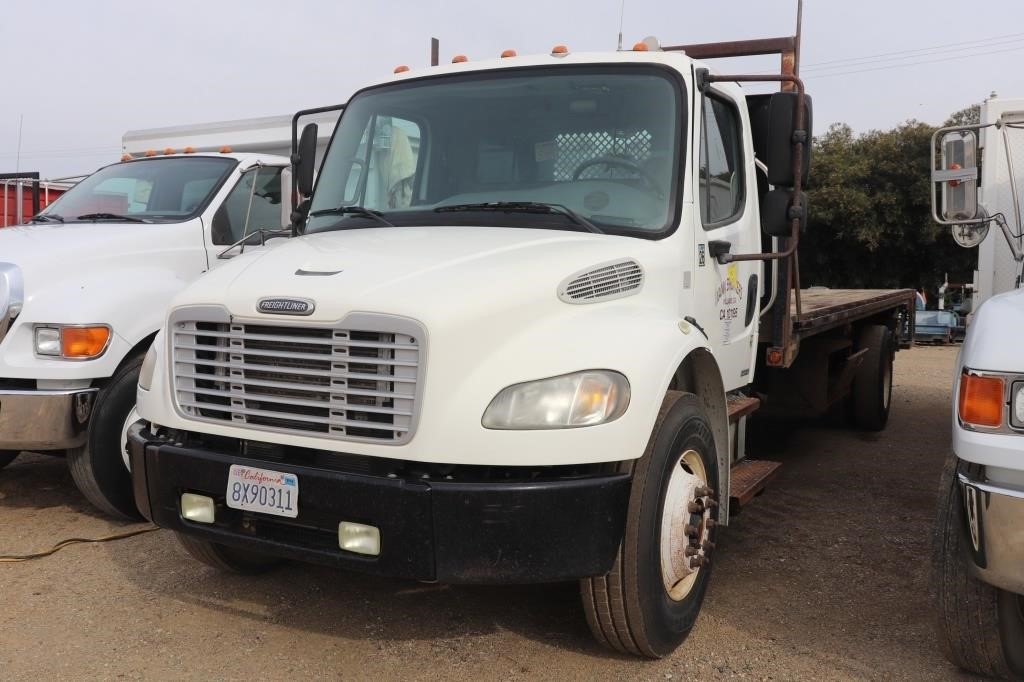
430 37 439 66
15 114 23 174
616 0 626 51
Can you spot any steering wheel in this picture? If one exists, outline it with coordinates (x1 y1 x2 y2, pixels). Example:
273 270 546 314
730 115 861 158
572 156 664 197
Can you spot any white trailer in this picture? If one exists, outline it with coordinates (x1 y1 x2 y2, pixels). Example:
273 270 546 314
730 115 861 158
0 110 340 520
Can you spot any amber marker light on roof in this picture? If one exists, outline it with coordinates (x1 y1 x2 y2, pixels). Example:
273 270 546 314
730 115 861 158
958 373 1005 428
219 146 232 153
452 55 468 63
394 65 409 73
163 147 175 155
500 49 517 58
183 146 195 154
551 44 569 55
121 154 132 161
144 150 157 157
632 42 649 51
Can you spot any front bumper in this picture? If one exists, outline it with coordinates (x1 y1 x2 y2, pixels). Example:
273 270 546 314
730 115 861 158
128 424 631 583
958 467 1024 594
0 387 97 450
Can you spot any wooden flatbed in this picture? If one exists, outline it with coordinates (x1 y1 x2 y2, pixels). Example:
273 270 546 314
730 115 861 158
791 288 916 339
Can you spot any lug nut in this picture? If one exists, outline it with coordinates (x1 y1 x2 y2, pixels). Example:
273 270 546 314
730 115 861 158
702 541 716 552
685 546 699 557
687 501 705 514
705 499 719 509
696 486 714 497
684 524 699 537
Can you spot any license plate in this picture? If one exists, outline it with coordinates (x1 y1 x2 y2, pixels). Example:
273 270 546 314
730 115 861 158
226 464 299 518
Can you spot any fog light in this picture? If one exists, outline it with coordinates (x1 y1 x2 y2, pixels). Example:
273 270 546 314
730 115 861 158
338 521 380 556
181 493 215 524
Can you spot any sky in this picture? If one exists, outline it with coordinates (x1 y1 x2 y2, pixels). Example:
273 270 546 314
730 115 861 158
2 0 1024 178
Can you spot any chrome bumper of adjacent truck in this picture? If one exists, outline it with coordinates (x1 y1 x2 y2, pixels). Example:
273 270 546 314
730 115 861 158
958 470 1024 595
0 388 97 450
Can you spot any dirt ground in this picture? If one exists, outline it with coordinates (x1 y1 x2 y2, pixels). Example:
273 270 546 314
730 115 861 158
0 346 974 681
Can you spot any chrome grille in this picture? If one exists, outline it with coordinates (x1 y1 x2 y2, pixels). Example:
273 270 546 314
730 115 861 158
559 259 644 303
171 316 421 444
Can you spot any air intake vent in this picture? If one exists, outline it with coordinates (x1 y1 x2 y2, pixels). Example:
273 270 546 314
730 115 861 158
558 259 644 304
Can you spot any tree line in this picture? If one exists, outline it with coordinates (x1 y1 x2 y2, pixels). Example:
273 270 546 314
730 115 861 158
800 105 980 302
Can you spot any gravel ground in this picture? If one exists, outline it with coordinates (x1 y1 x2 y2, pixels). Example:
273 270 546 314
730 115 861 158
0 345 975 680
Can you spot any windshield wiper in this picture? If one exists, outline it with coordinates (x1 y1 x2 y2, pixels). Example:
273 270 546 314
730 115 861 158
29 214 63 223
76 212 149 223
433 202 604 234
308 205 395 228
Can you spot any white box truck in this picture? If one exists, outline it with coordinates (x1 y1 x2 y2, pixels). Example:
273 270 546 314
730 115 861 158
128 30 917 656
0 110 339 519
930 97 1024 678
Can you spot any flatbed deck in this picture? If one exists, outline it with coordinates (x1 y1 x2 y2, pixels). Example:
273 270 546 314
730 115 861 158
791 288 916 338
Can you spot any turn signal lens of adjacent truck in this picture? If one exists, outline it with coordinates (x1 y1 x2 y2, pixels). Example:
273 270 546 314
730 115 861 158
958 373 1005 428
482 370 630 429
35 325 111 359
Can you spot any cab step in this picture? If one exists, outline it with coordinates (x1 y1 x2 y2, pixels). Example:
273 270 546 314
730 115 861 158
729 459 782 515
727 394 760 423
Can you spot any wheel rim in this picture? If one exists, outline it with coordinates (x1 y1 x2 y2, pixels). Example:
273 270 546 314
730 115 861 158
660 449 715 601
120 405 140 472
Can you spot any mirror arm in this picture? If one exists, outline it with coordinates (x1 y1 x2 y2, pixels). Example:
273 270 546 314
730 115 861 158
994 212 1024 263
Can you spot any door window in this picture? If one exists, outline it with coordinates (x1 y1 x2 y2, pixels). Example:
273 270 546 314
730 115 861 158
699 94 744 226
211 166 284 245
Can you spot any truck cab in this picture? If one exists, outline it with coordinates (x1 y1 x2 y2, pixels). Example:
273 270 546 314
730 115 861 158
128 35 910 657
930 106 1024 678
0 149 296 519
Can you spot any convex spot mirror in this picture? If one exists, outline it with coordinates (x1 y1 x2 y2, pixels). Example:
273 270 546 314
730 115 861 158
935 129 979 221
760 188 808 237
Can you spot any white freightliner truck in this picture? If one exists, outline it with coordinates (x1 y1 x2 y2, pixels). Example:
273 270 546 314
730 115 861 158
0 111 339 519
930 96 1024 678
128 31 917 655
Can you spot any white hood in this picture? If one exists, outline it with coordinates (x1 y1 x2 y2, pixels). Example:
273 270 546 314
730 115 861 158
184 225 659 327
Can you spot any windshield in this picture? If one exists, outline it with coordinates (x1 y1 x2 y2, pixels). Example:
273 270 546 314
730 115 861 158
306 65 684 237
39 157 235 223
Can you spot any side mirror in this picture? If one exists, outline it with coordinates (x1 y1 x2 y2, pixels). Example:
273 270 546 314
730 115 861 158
294 122 318 197
761 188 808 237
934 129 979 221
764 92 813 188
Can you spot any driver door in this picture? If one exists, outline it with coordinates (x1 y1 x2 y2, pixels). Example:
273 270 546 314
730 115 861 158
691 86 762 391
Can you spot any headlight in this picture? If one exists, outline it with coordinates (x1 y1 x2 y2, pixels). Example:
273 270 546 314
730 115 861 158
34 324 111 359
1012 382 1024 428
482 370 630 430
139 342 158 391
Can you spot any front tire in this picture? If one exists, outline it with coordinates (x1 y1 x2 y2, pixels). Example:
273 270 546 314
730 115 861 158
581 391 720 657
931 453 1024 679
0 451 19 470
851 324 893 431
176 533 282 574
68 355 144 520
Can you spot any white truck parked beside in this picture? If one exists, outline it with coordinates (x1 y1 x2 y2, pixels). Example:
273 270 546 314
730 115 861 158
0 111 338 519
128 28 917 656
930 97 1024 679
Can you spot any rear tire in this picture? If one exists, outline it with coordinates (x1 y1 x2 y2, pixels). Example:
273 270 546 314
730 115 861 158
580 391 720 657
0 450 19 470
68 355 144 520
176 533 282 574
851 324 893 431
931 453 1024 679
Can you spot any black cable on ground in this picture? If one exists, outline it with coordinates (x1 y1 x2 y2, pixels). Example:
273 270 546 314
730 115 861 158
0 526 159 563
